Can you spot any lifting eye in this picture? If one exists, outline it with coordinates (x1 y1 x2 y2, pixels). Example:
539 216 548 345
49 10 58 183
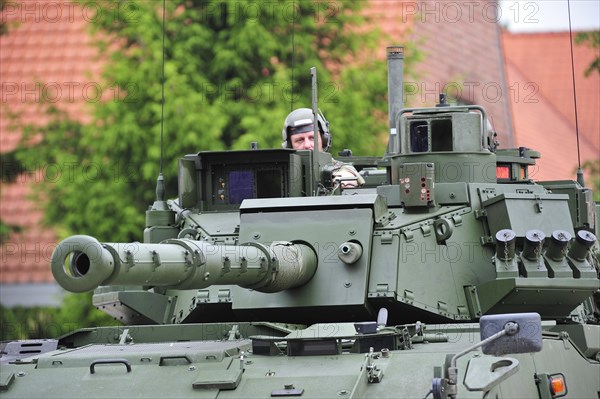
433 218 453 243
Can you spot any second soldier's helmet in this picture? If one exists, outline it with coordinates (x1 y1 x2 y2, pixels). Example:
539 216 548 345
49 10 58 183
282 108 331 151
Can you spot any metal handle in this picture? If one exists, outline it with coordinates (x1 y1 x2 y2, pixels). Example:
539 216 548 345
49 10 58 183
90 358 132 374
159 355 191 366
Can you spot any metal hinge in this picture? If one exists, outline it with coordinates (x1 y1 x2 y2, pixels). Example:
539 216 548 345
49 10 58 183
559 331 571 350
474 209 487 219
381 231 394 244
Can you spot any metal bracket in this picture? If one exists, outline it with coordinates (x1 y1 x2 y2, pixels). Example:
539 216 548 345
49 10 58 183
381 230 394 244
534 195 543 213
222 256 231 274
474 209 487 220
421 224 432 237
464 356 520 392
480 236 494 245
375 211 396 227
151 250 160 269
227 325 240 341
366 348 384 383
125 250 134 270
118 328 132 345
271 385 304 397
464 286 482 318
451 215 463 226
217 289 231 303
559 331 571 350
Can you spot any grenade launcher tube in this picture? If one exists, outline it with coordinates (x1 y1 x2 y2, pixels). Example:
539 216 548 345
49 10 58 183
51 235 317 293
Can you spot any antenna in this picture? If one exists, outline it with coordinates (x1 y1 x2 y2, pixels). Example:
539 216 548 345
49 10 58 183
311 67 321 195
290 0 296 111
567 0 585 187
153 0 167 208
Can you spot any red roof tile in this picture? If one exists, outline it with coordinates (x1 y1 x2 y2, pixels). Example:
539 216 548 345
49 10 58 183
1 0 101 285
0 180 57 284
502 31 600 181
1 1 100 152
504 62 598 181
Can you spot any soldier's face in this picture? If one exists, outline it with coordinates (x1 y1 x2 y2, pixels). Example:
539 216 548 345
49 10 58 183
290 131 323 151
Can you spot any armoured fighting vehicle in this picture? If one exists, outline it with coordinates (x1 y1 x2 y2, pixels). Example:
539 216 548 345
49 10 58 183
1 47 599 398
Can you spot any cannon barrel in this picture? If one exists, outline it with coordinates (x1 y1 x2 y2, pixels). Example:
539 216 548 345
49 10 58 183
51 235 317 293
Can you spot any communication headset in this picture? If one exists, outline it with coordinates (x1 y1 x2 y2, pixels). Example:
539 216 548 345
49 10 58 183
281 108 331 152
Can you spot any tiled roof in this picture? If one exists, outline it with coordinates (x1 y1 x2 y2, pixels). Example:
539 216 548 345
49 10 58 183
502 31 600 181
367 0 513 146
1 0 100 285
0 182 55 283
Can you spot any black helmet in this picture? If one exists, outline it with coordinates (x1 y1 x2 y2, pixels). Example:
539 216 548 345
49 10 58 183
281 108 331 151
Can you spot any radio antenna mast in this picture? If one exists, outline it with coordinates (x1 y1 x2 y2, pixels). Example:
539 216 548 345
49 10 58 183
290 0 296 111
567 0 584 187
153 0 167 208
311 67 321 195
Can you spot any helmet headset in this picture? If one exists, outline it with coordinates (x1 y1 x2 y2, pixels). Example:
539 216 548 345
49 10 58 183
282 108 331 152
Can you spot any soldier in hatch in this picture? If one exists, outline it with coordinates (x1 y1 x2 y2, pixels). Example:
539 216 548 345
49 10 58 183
282 108 365 188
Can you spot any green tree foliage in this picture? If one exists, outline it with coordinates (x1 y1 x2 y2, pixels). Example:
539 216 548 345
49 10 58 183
0 0 9 35
14 0 418 243
576 31 600 77
1 293 115 341
581 159 600 202
0 220 21 244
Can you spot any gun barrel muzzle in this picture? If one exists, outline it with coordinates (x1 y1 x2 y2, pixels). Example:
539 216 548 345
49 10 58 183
51 235 116 293
51 235 317 293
